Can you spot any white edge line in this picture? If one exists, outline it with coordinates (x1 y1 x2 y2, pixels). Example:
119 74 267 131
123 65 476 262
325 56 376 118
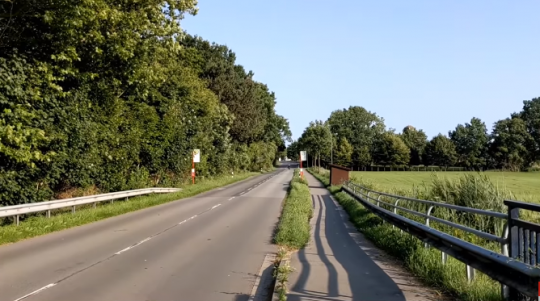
211 204 221 209
13 283 57 301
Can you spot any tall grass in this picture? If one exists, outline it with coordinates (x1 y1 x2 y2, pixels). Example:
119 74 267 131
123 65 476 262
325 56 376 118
308 167 512 301
274 170 313 250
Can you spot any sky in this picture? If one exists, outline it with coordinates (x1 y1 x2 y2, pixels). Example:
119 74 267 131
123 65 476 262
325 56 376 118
182 1 540 142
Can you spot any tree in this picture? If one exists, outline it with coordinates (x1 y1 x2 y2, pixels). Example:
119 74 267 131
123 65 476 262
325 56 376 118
372 133 410 166
298 121 332 168
327 106 385 167
424 134 457 167
514 97 540 162
489 117 534 171
449 117 489 170
286 141 300 161
0 1 291 206
334 137 353 166
400 125 427 166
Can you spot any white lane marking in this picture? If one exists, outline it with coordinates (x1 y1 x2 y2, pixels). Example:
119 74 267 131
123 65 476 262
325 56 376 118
228 197 235 201
188 215 197 220
178 220 187 225
115 237 152 255
211 204 221 209
13 283 57 301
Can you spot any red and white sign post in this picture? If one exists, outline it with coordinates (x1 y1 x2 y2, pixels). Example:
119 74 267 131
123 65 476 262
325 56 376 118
299 151 307 179
192 149 200 184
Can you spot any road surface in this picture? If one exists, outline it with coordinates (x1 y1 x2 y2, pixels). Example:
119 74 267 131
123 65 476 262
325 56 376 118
0 168 292 301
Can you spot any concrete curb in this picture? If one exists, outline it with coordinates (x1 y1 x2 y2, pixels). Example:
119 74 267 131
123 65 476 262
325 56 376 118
272 256 292 301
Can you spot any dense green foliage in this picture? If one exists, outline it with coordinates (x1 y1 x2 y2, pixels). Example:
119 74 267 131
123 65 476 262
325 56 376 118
292 100 540 171
0 1 291 206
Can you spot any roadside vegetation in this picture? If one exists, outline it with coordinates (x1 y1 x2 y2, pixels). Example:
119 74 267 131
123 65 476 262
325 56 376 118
0 1 292 208
0 171 263 246
274 170 313 249
308 167 516 301
273 169 313 301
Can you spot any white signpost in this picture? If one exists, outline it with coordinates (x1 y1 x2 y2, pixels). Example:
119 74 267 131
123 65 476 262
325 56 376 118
300 151 307 162
193 149 201 163
192 149 200 184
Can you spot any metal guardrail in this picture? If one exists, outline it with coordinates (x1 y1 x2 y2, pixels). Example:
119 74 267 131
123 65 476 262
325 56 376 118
342 181 540 301
0 188 181 225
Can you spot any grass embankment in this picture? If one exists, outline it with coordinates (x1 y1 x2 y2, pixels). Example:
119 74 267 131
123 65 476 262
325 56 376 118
273 169 313 301
309 168 511 301
0 171 265 246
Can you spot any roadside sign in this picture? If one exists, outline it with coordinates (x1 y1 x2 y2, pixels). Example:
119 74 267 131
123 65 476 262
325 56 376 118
300 151 307 161
193 149 201 163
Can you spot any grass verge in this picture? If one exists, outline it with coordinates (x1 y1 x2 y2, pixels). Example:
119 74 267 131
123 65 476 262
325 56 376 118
273 171 313 249
308 168 503 301
272 169 313 300
0 171 264 246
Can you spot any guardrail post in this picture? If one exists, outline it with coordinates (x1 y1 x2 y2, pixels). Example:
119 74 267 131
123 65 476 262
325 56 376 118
441 252 447 264
393 199 400 231
72 206 76 214
93 202 97 208
466 265 475 283
500 223 510 300
506 203 521 300
14 215 19 226
46 210 51 218
425 206 434 248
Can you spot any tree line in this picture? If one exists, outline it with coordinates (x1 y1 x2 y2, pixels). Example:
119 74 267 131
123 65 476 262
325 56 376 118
0 0 291 206
288 100 540 172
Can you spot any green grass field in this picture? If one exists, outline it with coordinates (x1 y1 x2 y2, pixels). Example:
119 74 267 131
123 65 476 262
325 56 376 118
351 171 540 202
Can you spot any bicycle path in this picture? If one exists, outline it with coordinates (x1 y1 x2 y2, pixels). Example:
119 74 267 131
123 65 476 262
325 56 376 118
286 172 445 301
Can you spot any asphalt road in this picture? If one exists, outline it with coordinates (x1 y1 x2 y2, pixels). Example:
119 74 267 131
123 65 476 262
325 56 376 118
0 167 293 301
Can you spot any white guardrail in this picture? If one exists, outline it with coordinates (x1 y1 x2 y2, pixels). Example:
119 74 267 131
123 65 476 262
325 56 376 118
0 188 181 225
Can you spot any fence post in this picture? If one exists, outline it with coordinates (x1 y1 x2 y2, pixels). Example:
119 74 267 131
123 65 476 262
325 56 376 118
506 203 520 300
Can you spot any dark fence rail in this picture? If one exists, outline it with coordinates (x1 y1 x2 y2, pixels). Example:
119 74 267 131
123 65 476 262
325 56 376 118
342 181 540 301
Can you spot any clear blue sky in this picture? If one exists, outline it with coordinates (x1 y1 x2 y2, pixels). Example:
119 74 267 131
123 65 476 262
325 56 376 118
182 1 540 141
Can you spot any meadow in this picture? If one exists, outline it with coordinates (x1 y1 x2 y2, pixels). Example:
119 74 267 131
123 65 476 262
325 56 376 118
351 171 540 203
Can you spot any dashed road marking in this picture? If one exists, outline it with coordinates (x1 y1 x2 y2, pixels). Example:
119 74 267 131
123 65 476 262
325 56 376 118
115 237 152 255
13 283 57 301
211 204 221 209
